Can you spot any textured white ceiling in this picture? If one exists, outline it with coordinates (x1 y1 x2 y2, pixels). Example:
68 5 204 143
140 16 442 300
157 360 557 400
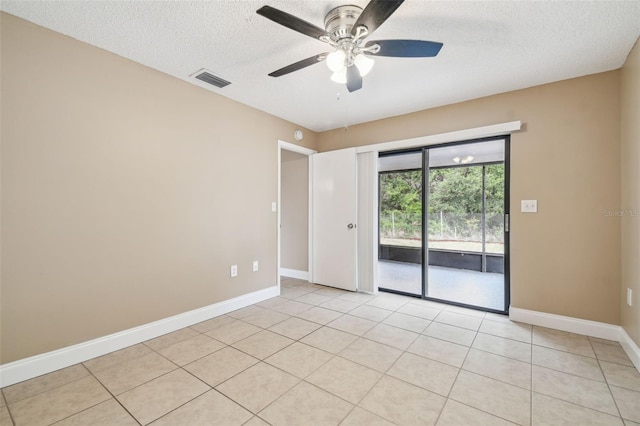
2 1 639 132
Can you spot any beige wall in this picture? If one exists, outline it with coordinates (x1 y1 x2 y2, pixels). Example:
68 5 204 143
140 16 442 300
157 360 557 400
0 13 317 363
318 72 622 325
280 150 309 272
1 10 634 365
621 38 640 347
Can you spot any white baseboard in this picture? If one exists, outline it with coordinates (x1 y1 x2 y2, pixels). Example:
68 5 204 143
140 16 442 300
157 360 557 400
0 285 280 387
620 328 640 372
280 268 309 281
510 306 640 372
509 307 621 341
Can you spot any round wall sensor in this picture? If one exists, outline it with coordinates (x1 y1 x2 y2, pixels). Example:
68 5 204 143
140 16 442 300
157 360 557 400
294 130 303 141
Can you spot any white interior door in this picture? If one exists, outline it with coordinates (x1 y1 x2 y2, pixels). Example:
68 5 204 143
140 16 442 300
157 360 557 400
312 148 357 291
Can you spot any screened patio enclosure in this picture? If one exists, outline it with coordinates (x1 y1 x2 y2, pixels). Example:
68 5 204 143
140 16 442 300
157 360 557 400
377 138 509 313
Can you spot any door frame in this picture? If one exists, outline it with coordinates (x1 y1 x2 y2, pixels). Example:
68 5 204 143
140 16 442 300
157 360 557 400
277 140 316 289
376 135 511 314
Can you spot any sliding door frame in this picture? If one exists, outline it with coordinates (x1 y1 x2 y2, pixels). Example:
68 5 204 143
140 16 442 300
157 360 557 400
377 149 423 298
422 146 429 301
378 135 511 314
504 137 511 313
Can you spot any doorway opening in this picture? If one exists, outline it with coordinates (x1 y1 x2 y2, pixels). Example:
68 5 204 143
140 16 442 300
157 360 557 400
377 137 510 313
277 141 316 287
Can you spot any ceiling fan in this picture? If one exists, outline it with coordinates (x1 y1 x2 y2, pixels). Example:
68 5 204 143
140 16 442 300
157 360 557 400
256 0 443 92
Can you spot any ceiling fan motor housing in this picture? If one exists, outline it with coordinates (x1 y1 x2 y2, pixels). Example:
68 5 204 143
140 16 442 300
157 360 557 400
324 5 363 42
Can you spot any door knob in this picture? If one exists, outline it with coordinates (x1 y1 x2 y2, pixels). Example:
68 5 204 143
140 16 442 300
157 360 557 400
347 223 356 229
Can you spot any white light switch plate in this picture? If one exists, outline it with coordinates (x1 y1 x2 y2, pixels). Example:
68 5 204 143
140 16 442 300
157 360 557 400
271 202 277 212
253 261 259 272
521 200 538 213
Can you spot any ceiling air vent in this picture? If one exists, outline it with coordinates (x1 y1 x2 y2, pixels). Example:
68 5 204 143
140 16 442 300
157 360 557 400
192 69 231 88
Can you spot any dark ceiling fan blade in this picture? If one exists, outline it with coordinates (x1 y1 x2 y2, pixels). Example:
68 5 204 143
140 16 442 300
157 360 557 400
257 6 328 41
268 53 327 77
351 0 404 36
366 39 443 57
346 66 363 92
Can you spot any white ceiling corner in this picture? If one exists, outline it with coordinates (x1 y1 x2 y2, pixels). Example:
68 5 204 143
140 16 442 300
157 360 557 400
1 0 638 132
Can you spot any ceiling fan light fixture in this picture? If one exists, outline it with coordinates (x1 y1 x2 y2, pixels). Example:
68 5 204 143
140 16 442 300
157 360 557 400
326 49 347 72
354 53 374 77
331 68 347 84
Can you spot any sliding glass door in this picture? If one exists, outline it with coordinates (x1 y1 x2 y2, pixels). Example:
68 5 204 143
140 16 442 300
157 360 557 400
378 137 510 313
378 151 423 296
425 139 508 311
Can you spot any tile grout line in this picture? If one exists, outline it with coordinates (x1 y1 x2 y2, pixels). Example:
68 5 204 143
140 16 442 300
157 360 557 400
144 367 229 426
530 325 625 421
530 319 534 426
91 347 188 417
438 318 476 414
436 316 532 425
88 344 156 374
207 307 344 415
248 414 274 426
4 369 106 426
7 339 186 423
265 332 335 374
456 357 533 392
1 365 92 408
531 365 629 420
531 358 609 383
322 298 403 425
314 289 415 422
194 350 259 392
209 350 302 419
1 388 17 426
82 365 143 426
528 327 634 384
588 335 626 422
247 314 363 421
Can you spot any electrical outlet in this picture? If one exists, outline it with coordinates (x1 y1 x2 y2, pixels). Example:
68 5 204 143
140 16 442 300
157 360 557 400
253 261 259 272
627 288 633 306
230 264 238 278
521 200 538 213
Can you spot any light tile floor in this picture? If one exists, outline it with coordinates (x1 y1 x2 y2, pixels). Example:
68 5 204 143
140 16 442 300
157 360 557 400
2 277 639 426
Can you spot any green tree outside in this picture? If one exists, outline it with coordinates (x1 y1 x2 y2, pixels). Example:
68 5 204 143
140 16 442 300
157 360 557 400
380 164 505 251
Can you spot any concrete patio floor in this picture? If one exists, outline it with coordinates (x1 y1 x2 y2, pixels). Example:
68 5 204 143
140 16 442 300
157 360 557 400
378 260 506 311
